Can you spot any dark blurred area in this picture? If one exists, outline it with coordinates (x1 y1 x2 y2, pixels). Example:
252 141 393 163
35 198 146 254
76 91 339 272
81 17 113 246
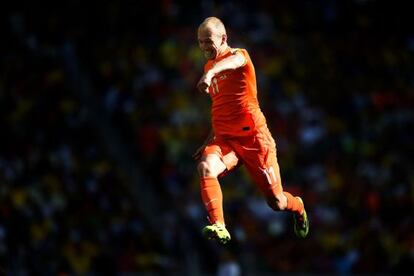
1 0 413 274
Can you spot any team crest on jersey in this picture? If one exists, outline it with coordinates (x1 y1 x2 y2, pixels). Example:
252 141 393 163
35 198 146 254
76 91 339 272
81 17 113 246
219 74 227 80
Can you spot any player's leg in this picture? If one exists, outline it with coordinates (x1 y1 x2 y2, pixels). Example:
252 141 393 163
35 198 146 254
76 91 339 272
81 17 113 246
197 141 239 244
197 153 227 225
245 153 309 238
236 129 309 237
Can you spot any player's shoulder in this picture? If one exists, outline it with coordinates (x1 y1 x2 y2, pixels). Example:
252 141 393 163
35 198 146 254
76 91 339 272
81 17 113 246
230 47 248 55
230 48 251 61
230 48 249 67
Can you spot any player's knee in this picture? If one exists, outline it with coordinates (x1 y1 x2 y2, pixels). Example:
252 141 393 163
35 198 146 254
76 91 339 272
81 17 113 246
266 194 287 211
198 155 226 178
197 161 215 178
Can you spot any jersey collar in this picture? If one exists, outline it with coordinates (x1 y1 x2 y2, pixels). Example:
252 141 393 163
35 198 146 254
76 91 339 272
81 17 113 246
215 47 231 60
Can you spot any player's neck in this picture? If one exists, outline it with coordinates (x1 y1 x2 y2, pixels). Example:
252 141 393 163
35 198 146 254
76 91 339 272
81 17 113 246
216 45 230 59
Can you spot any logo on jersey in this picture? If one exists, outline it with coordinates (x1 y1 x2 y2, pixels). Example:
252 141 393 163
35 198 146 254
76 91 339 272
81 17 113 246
219 74 227 80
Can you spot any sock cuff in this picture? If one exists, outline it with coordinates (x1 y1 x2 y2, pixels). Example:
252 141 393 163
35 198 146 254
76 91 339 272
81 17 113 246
200 176 217 181
284 192 294 209
283 192 304 215
200 176 220 188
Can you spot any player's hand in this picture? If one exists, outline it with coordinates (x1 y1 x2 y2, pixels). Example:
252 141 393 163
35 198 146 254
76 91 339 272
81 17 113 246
197 72 213 94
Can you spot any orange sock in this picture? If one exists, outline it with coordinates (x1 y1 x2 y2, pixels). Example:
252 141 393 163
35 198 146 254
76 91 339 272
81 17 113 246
200 177 224 224
283 192 304 215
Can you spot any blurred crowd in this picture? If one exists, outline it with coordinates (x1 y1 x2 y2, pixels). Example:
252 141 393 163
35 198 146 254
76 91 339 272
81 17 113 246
0 9 180 274
1 0 414 274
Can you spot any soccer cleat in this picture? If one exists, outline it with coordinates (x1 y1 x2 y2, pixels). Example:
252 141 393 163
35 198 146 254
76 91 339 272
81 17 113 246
294 197 309 238
203 223 231 244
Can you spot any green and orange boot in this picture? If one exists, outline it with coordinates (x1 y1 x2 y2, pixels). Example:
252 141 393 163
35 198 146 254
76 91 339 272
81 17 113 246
203 223 231 244
294 197 309 238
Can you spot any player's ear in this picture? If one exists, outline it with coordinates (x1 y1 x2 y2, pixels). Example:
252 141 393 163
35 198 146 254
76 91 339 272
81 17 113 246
221 34 227 45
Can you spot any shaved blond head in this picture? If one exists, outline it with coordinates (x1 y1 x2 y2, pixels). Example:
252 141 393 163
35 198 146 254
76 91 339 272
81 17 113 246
198 17 227 37
197 17 228 59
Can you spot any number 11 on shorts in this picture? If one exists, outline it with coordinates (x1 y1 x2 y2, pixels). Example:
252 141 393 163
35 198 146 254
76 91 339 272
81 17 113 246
262 166 277 185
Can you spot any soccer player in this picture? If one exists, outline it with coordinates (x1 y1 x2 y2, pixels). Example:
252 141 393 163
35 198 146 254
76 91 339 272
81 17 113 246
194 17 309 244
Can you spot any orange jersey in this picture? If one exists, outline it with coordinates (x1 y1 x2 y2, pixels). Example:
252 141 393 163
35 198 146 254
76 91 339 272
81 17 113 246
204 48 267 137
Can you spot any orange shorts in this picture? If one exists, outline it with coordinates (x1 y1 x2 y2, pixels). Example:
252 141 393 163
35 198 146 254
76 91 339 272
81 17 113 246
202 126 283 197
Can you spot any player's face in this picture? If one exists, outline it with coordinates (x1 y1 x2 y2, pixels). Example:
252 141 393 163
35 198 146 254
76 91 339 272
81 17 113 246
198 27 223 60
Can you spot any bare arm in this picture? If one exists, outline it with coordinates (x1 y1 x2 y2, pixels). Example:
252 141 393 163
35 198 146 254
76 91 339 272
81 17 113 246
197 51 246 93
209 51 246 75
